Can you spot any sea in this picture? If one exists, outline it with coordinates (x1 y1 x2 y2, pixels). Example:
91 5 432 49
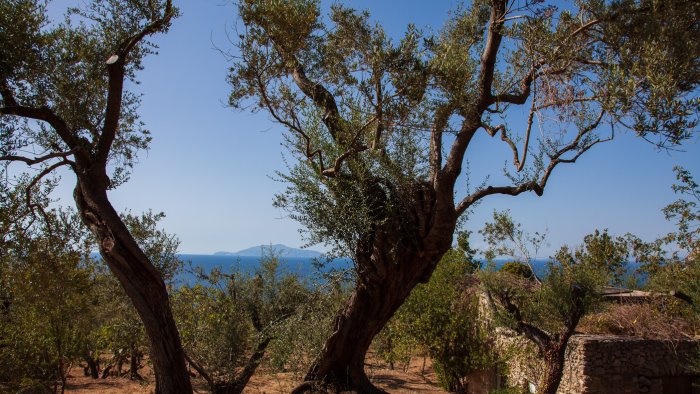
175 255 645 286
175 254 352 285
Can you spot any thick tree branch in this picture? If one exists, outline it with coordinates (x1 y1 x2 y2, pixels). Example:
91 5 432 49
291 63 345 143
232 336 273 393
97 0 175 166
477 0 507 111
458 182 541 215
1 149 77 166
429 104 456 187
321 143 368 178
491 69 534 105
183 353 214 389
489 17 601 107
438 0 509 196
0 105 89 161
0 79 18 107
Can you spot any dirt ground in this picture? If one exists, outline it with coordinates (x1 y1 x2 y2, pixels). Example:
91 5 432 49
64 353 447 394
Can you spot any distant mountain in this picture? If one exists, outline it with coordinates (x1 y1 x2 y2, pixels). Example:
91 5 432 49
214 244 323 258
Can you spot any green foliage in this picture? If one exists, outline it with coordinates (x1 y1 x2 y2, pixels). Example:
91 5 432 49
173 250 331 386
264 275 349 375
479 214 607 344
499 261 534 279
537 262 607 332
662 166 699 255
379 244 497 392
632 167 699 300
229 5 700 383
1 0 178 186
481 210 547 268
230 0 700 261
593 0 700 144
173 281 252 384
0 196 97 392
554 229 629 286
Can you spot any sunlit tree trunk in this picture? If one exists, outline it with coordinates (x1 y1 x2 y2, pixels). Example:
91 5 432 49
298 188 456 392
74 174 192 394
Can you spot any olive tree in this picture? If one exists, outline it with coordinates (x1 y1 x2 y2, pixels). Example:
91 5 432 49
229 0 699 391
0 1 192 392
480 261 605 394
0 180 97 393
173 253 310 394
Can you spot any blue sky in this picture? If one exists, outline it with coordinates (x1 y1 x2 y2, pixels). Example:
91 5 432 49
46 0 699 256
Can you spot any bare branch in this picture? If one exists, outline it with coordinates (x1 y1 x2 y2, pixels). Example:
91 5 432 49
483 94 536 172
24 160 71 231
457 110 608 215
457 182 540 215
321 143 368 178
536 96 597 112
491 67 535 106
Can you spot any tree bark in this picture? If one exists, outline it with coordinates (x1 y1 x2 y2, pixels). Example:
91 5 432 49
291 182 456 393
74 174 192 394
84 355 99 379
537 342 567 394
299 221 453 392
129 344 142 381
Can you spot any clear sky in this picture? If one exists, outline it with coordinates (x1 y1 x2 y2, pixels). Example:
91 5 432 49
46 0 699 256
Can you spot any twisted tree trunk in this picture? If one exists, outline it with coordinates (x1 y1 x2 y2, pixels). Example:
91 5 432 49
296 185 456 393
74 172 192 394
300 250 448 392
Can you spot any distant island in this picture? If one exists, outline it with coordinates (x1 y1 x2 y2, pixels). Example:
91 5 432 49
214 244 323 258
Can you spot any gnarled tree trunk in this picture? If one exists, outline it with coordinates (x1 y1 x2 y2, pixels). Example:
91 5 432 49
298 186 456 393
301 251 449 393
74 173 192 394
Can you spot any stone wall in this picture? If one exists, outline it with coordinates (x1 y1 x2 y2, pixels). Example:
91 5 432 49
558 335 700 394
494 333 699 394
479 294 700 393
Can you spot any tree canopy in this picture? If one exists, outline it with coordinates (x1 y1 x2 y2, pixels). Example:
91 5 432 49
229 0 699 390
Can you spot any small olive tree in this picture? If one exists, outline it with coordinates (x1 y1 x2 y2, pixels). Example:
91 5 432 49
479 212 607 394
0 182 97 393
481 262 605 394
173 252 312 394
